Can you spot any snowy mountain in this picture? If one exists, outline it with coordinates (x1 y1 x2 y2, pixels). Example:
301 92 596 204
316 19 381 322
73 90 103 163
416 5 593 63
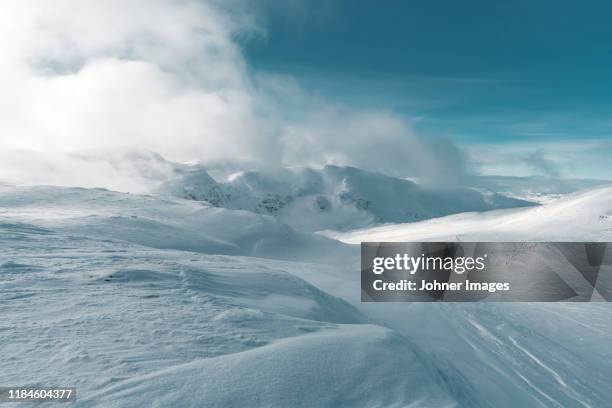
160 164 535 232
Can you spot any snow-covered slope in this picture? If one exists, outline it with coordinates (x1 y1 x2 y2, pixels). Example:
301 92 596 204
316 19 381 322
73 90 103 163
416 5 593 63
327 185 612 243
328 184 612 407
0 185 353 264
83 324 455 408
160 165 535 232
3 183 612 407
0 186 456 407
365 302 612 408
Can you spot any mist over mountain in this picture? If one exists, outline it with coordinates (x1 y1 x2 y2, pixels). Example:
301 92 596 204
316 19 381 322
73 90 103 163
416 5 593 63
159 163 535 231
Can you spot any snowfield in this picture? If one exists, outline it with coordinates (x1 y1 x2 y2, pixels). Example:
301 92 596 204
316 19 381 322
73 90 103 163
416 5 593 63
326 185 612 243
0 185 353 264
2 180 612 407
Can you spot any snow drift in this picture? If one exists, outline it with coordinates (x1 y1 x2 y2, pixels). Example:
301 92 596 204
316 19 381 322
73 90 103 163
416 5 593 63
83 325 455 408
0 185 353 264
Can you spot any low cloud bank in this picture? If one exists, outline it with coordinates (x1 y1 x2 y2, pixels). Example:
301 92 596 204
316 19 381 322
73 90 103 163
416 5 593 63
0 0 469 190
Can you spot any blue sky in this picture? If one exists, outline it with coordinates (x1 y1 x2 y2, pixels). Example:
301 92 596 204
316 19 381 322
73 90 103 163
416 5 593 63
243 0 612 179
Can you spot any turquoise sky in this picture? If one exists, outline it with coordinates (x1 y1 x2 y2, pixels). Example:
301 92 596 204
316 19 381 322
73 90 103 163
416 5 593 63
243 0 612 179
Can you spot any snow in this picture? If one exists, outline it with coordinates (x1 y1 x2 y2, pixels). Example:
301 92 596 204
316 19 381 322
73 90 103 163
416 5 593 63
0 188 451 407
326 184 612 406
2 178 612 407
326 185 612 243
160 165 535 232
0 185 353 264
82 325 455 408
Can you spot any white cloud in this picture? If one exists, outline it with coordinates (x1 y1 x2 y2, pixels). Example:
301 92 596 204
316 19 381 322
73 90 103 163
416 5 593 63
0 0 268 161
0 0 469 190
280 106 467 184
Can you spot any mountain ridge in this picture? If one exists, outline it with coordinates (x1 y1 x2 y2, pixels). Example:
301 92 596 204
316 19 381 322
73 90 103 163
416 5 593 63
160 164 536 232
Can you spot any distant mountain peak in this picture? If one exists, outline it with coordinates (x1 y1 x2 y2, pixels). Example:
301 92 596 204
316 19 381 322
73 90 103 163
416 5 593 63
159 164 536 232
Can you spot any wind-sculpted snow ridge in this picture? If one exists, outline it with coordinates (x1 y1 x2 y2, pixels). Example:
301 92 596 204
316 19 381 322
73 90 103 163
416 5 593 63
159 164 536 232
82 325 456 408
0 185 354 264
0 187 456 407
365 302 612 408
328 184 612 243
